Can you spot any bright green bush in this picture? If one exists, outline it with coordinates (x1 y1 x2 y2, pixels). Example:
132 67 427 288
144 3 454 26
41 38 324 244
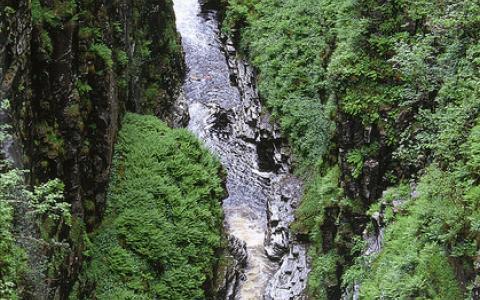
343 155 480 298
360 239 462 299
82 113 225 299
224 0 480 297
293 167 342 236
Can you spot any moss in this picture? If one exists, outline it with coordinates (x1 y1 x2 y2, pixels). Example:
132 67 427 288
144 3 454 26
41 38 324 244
65 104 81 119
36 122 64 159
40 160 49 168
78 26 102 40
83 199 95 212
114 50 129 67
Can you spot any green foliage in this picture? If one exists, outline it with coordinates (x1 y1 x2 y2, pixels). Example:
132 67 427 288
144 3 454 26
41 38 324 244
390 2 480 169
292 167 345 298
89 43 114 69
78 26 102 40
0 164 66 298
115 50 129 67
82 114 225 299
138 40 152 60
31 0 76 26
31 0 58 26
222 0 255 33
32 179 69 226
346 143 380 179
75 81 93 96
144 84 161 103
308 251 341 300
466 123 480 176
0 170 27 300
368 184 410 225
224 0 336 168
346 150 363 179
344 156 480 299
293 167 342 235
0 100 12 144
39 31 53 56
225 0 480 297
360 240 462 299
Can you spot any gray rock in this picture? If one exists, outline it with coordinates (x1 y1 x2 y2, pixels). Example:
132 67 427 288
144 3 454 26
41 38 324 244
221 37 309 300
168 91 190 128
265 243 309 300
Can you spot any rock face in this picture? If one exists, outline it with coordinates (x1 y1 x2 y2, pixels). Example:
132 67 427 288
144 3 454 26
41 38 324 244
220 235 249 300
337 114 387 204
0 1 30 166
223 36 310 299
0 1 184 298
341 183 416 300
264 176 309 300
265 243 309 300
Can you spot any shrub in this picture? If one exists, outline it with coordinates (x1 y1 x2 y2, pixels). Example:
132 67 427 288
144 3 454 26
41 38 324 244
82 113 225 299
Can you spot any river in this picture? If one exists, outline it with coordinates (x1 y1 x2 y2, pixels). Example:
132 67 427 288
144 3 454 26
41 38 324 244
172 1 309 298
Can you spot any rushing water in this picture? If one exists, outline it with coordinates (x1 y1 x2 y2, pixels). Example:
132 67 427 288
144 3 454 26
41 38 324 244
173 1 308 298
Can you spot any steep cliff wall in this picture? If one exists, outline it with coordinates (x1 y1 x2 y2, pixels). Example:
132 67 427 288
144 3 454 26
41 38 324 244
221 0 480 299
0 0 184 298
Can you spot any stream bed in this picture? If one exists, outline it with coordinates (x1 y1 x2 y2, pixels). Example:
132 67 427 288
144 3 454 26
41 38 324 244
173 1 309 298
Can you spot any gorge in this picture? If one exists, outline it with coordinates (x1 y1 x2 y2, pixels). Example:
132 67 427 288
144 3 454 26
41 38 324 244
1 0 480 299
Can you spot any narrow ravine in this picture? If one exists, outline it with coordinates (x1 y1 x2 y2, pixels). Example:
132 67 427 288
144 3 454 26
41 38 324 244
173 1 308 299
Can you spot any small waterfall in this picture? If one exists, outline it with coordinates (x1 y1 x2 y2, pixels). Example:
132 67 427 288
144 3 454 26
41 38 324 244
172 1 309 299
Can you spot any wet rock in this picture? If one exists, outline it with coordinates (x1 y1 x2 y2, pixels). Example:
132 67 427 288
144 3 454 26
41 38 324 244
265 197 290 260
220 35 309 299
229 234 248 267
264 176 308 299
265 176 302 259
264 243 309 300
217 235 248 300
203 104 237 141
166 91 190 128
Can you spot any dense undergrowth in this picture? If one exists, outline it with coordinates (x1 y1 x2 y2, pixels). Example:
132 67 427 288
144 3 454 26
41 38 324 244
222 0 480 298
77 114 225 299
0 170 26 300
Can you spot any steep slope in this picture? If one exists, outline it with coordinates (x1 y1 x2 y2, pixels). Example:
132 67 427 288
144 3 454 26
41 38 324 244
0 0 184 298
220 0 480 298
